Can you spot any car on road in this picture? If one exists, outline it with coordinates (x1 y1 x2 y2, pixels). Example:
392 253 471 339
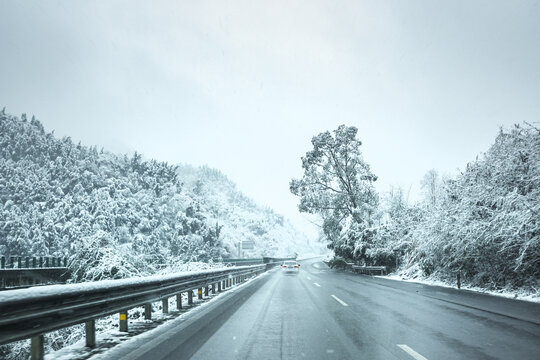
281 260 300 273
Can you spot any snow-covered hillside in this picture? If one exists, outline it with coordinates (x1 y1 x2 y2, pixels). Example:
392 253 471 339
0 110 315 281
176 164 314 257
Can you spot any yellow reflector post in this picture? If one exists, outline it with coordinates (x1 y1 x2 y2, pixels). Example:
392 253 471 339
119 314 127 320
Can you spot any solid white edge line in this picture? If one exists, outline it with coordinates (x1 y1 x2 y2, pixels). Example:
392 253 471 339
330 294 348 306
313 282 321 287
397 344 428 360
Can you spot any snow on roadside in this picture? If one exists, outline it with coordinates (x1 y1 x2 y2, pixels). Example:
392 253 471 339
376 273 540 303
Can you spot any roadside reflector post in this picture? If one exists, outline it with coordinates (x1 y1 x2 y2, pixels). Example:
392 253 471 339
145 304 152 319
198 288 203 300
31 335 44 360
176 294 182 310
85 320 96 348
218 281 222 292
457 271 461 289
205 285 209 296
188 290 193 305
119 310 128 332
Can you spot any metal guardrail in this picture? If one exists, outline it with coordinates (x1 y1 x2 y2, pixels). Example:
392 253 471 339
0 256 70 289
1 256 68 269
0 264 267 359
222 258 264 266
220 257 296 267
0 268 70 289
352 265 387 275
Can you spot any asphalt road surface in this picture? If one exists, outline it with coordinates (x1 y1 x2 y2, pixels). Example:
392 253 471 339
106 258 540 360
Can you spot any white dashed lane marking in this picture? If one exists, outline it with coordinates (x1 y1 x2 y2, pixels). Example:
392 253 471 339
397 344 428 360
330 295 348 306
313 282 321 287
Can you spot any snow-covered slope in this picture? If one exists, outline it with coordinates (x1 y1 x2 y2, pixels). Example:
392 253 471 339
0 110 314 281
176 164 313 257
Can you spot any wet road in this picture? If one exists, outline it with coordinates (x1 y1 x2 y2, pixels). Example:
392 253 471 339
108 258 540 360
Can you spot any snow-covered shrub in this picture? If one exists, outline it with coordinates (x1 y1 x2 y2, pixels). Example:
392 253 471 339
388 124 540 290
68 231 149 281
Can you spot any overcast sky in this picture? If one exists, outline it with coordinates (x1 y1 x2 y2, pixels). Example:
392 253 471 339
1 0 539 238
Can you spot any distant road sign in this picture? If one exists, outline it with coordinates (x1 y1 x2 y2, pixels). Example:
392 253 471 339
241 240 255 250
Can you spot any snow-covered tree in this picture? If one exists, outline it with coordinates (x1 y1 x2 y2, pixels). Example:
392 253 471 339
290 125 378 261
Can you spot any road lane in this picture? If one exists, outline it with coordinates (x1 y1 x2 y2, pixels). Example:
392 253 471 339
190 261 394 360
191 258 540 360
103 258 540 360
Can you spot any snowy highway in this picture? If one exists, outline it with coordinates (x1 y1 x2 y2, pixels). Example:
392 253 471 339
104 258 540 360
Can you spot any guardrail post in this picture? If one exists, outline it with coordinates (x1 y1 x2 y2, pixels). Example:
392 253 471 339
39 257 43 268
176 294 182 310
198 288 203 300
31 335 44 360
25 257 29 268
45 257 49 267
119 310 128 332
218 282 222 292
32 257 37 268
1 256 4 268
162 298 169 313
212 283 216 294
188 290 193 305
85 320 96 347
457 271 461 289
17 256 22 268
64 257 68 267
205 285 209 296
145 304 152 319
10 256 14 268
